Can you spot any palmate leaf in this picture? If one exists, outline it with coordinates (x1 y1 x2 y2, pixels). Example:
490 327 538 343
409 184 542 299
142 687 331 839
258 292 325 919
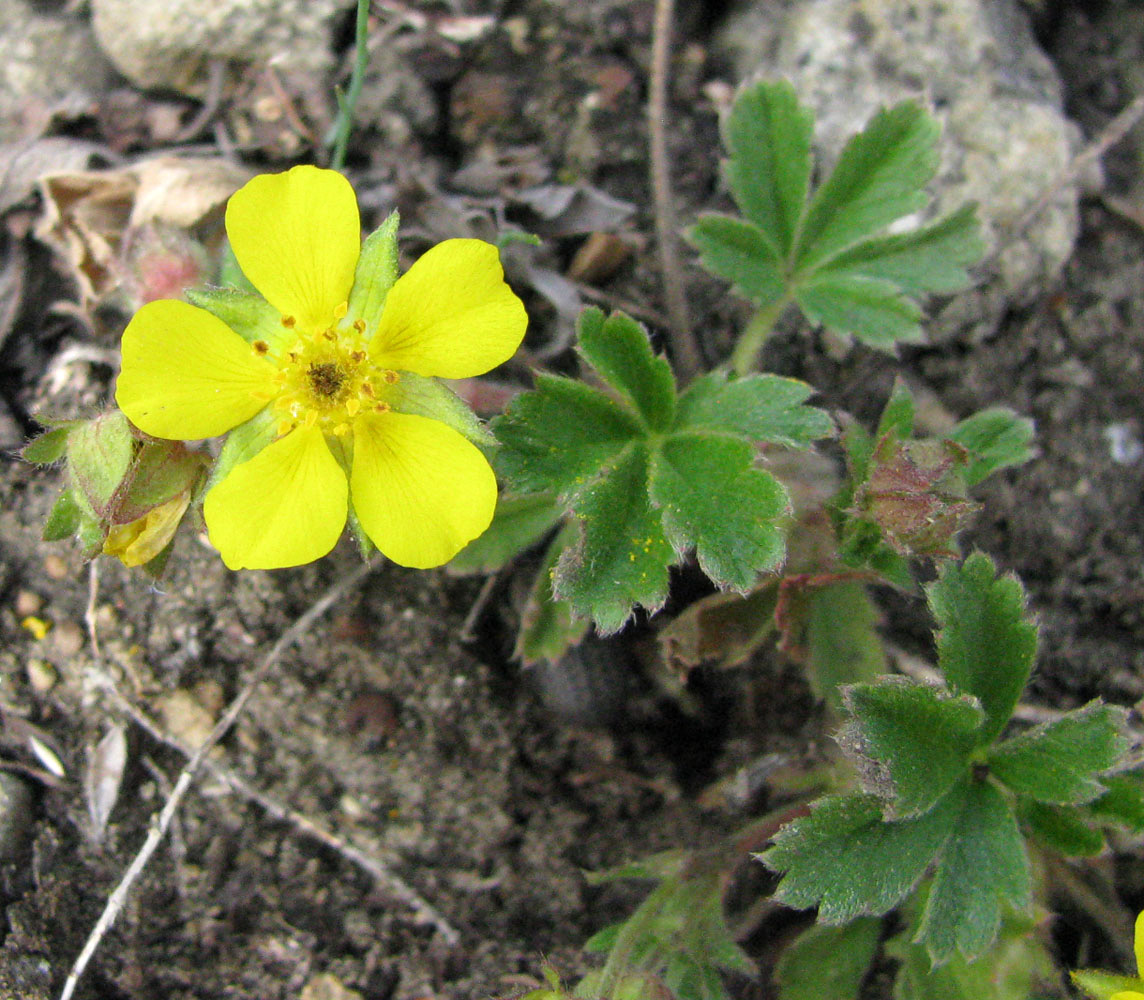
494 308 818 632
774 918 882 1000
948 408 1035 488
689 81 983 357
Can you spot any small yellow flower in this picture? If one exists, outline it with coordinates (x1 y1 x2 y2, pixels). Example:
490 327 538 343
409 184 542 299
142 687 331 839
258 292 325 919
116 165 526 570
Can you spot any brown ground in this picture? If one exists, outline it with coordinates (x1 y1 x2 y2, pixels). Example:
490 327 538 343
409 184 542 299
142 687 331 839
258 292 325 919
1 1 1142 998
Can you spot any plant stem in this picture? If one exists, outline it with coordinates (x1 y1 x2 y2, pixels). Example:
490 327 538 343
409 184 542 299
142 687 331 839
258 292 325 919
329 0 371 172
731 295 792 375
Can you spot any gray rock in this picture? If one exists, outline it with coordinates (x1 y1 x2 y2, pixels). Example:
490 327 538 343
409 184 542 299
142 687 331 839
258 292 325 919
91 0 355 96
0 0 117 142
716 0 1086 341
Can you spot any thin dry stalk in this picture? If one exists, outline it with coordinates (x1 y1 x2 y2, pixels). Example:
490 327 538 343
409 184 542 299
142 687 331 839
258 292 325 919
61 560 378 1000
648 0 702 382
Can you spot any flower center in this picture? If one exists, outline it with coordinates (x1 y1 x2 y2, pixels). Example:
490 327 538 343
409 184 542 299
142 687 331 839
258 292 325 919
255 311 399 438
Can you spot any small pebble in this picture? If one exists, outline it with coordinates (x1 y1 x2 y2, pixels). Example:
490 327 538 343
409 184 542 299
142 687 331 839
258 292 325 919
26 659 58 694
15 590 44 617
43 555 69 580
51 621 85 658
0 772 34 861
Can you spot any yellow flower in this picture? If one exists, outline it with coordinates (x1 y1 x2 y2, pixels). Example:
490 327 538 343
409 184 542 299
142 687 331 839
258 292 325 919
1074 911 1144 1000
115 165 526 570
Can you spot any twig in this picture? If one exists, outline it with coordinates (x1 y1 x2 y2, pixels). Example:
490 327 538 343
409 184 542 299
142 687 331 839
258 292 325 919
60 561 377 1000
992 95 1144 263
99 675 460 945
647 0 702 383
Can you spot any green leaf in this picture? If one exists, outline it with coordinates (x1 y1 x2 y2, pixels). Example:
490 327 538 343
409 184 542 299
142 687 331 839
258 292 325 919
448 492 562 575
723 79 813 256
795 273 923 348
988 702 1128 805
674 371 833 447
927 552 1037 746
774 918 881 1000
948 408 1035 488
817 204 983 295
841 679 983 818
687 214 786 306
649 431 788 591
577 308 675 432
346 210 399 325
67 411 136 519
493 374 641 497
1088 773 1144 833
515 524 590 664
795 101 940 271
761 789 960 923
43 489 82 541
23 424 77 464
917 779 1030 963
392 372 494 446
554 444 672 634
1018 800 1105 857
805 582 887 715
186 285 290 350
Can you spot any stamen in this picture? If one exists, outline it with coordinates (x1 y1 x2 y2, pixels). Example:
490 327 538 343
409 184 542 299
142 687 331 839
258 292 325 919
281 315 296 328
353 319 366 334
345 398 361 417
382 370 399 384
252 340 270 355
334 301 348 320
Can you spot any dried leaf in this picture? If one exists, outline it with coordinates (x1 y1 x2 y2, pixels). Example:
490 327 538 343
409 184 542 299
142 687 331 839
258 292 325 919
85 724 127 842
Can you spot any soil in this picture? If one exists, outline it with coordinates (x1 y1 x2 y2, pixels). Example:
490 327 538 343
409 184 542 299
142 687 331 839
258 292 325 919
0 1 1142 998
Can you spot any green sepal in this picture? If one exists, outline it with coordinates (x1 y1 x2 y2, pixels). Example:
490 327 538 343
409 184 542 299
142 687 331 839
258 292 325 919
111 440 207 524
391 372 495 447
948 408 1036 488
674 371 833 447
987 701 1128 805
841 679 983 819
493 373 641 497
774 918 881 1000
649 430 789 591
186 285 290 350
515 523 590 664
449 492 562 575
577 307 675 432
1018 800 1105 857
554 444 672 634
795 100 940 272
206 405 277 493
1071 968 1144 1000
67 411 136 520
43 489 82 541
916 778 1030 964
346 210 399 328
23 423 79 464
927 552 1037 746
876 380 915 441
761 789 960 923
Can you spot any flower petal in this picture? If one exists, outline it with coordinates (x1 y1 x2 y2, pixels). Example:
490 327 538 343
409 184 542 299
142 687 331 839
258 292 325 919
117 299 276 439
369 239 527 378
204 426 348 569
225 165 360 332
351 412 496 568
1135 911 1144 977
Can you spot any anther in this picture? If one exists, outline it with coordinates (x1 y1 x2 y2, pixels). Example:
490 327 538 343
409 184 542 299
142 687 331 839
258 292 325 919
382 370 399 384
252 339 270 355
353 319 366 333
334 301 348 320
281 315 296 328
374 402 391 414
345 398 361 417
350 350 365 363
